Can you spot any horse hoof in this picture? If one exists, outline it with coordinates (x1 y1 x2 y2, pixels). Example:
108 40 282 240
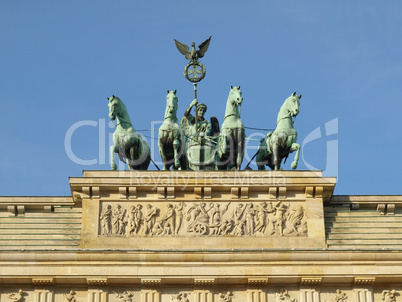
111 164 117 170
291 162 298 169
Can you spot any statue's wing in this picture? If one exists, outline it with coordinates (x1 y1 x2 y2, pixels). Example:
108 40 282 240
197 36 212 58
210 116 220 137
174 39 192 60
180 116 192 138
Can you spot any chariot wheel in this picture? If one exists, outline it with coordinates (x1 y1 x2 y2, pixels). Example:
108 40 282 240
193 223 208 235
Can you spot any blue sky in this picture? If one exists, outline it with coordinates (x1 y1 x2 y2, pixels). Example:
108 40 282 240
0 1 401 196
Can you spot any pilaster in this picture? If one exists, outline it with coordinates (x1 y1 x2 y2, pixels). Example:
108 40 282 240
141 289 161 302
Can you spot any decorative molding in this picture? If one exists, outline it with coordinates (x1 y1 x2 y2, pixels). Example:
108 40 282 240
7 205 16 216
278 187 287 199
241 187 249 199
87 278 108 286
157 187 166 199
305 187 314 198
44 205 54 212
315 187 323 198
231 187 239 199
194 187 202 199
354 277 375 285
129 187 137 199
269 187 277 199
119 186 128 199
17 205 25 216
141 278 161 286
377 204 386 215
204 187 212 199
300 277 322 285
167 187 175 199
72 192 82 202
92 186 100 199
82 187 91 199
248 277 269 286
194 278 215 286
387 204 395 215
32 277 54 286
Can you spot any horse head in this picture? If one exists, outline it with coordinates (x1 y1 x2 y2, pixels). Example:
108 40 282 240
165 90 178 121
224 86 243 119
284 92 301 117
108 95 120 121
229 85 243 106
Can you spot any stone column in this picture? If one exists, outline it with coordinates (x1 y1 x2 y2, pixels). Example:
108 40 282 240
32 278 54 302
300 278 322 302
353 278 375 302
247 278 268 302
300 289 320 302
88 289 108 302
353 288 373 302
247 289 266 302
141 289 161 302
34 289 54 302
194 290 214 302
87 278 108 302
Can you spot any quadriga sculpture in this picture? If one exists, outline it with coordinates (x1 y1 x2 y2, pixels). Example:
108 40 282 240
158 90 188 170
108 95 151 170
217 86 245 170
256 92 301 170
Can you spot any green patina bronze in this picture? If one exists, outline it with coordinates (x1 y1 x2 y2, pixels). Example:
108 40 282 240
216 86 245 170
256 92 301 170
108 95 151 170
158 90 188 170
180 98 220 171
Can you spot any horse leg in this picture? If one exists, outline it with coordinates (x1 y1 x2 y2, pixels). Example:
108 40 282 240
158 135 168 170
237 130 245 170
256 145 265 171
290 143 300 170
110 145 118 170
236 134 243 170
127 147 135 170
272 142 280 171
173 139 181 170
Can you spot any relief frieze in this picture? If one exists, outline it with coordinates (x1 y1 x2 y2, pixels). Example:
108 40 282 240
99 201 307 237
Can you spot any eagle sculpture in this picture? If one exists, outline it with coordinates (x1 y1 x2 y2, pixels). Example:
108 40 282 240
174 36 212 61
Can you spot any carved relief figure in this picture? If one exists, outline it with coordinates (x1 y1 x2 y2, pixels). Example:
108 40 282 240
152 218 164 236
232 203 246 235
162 203 176 233
116 291 133 302
64 290 77 302
245 203 255 235
187 202 210 233
209 202 231 235
255 202 273 234
382 290 397 302
126 204 144 236
174 202 186 235
219 292 234 302
273 202 286 236
8 290 24 302
330 289 347 302
172 293 190 302
100 204 112 235
218 219 233 235
145 204 157 235
99 201 307 238
276 289 297 302
284 205 305 235
112 204 126 235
